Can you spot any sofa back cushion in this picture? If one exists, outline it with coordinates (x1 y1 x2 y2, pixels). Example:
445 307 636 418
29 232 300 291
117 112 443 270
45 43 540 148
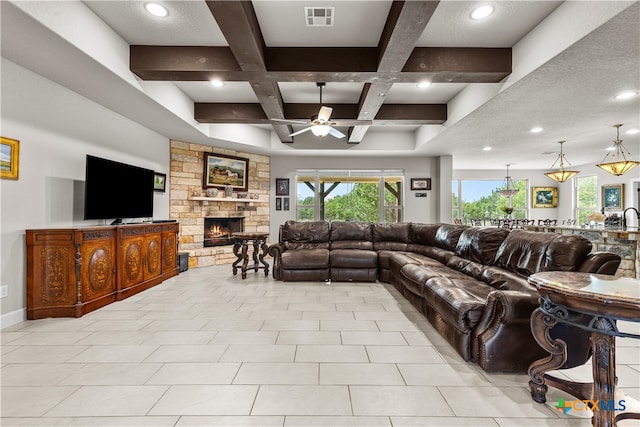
281 220 330 250
494 230 592 277
330 221 373 250
409 223 440 246
373 223 409 251
434 224 469 251
455 227 510 265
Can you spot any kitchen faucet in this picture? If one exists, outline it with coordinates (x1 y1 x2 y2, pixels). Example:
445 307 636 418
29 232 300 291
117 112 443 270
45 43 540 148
622 207 640 229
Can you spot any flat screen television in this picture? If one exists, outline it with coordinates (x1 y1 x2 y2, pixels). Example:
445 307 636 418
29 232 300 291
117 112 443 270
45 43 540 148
84 155 154 223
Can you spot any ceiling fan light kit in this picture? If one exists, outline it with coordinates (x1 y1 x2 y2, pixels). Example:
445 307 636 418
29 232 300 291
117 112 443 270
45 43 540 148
596 124 640 176
282 83 346 140
544 141 580 183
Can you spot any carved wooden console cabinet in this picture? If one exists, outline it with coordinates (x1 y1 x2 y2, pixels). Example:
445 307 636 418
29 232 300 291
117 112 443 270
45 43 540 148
26 222 179 319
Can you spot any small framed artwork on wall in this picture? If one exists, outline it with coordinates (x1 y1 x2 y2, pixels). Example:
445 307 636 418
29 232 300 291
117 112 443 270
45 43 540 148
602 184 624 211
410 178 431 190
153 172 166 192
0 136 19 180
275 197 282 211
283 197 290 211
532 187 558 208
276 178 289 196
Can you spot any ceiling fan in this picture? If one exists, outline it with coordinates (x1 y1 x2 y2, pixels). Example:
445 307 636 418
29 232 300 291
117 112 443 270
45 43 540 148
273 82 346 139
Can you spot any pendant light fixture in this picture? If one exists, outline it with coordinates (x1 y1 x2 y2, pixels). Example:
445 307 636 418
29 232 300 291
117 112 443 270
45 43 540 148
544 141 580 182
596 124 639 176
497 164 519 198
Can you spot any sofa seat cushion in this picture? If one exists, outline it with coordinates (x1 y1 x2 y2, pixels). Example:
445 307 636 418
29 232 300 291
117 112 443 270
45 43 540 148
330 249 378 268
398 263 469 298
423 277 489 333
281 248 329 270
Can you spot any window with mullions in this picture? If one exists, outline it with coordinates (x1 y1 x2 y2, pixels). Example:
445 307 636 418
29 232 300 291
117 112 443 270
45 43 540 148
452 179 528 224
575 175 597 225
295 170 404 223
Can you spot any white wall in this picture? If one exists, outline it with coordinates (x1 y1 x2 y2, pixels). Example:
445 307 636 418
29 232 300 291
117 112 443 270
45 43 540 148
0 59 171 325
269 155 449 242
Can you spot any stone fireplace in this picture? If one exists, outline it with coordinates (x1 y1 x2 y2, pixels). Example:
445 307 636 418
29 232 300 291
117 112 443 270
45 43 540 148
169 140 270 268
204 217 244 247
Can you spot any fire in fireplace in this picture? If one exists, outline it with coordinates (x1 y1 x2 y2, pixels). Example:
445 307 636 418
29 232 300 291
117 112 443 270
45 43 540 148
204 217 244 247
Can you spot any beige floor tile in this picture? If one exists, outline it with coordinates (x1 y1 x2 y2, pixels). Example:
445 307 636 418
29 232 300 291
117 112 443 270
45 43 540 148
146 362 240 384
295 345 369 362
0 363 84 385
237 303 290 312
336 303 386 312
261 320 319 331
148 385 258 415
247 310 303 320
285 416 391 426
140 310 202 320
401 331 435 346
320 320 379 331
68 345 159 363
397 363 490 386
0 418 74 426
193 311 252 320
252 385 352 415
320 363 405 385
354 311 411 321
375 320 420 332
141 331 217 345
140 319 209 331
210 331 278 345
439 386 557 418
60 363 163 385
219 344 296 362
201 319 265 331
6 331 94 346
341 331 408 346
175 416 285 426
391 417 500 426
46 385 168 417
78 320 153 331
0 331 30 344
16 318 97 332
493 419 591 427
276 331 341 345
144 345 228 362
1 386 79 417
301 312 356 321
319 296 367 304
82 309 153 320
74 331 151 345
1 345 89 363
68 416 179 426
366 345 444 363
351 385 454 416
289 303 337 312
233 362 318 384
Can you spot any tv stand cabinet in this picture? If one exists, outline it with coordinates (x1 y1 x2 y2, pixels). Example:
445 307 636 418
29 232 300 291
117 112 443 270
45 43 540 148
26 222 178 320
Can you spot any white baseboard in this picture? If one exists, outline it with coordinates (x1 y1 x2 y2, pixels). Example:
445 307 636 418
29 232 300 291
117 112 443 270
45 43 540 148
1 308 27 329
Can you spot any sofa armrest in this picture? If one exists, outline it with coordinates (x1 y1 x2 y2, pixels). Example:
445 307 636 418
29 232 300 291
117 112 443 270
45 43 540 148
268 243 286 280
472 290 546 372
576 252 621 275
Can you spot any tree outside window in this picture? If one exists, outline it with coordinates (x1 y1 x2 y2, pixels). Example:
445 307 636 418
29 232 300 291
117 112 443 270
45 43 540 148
576 175 597 225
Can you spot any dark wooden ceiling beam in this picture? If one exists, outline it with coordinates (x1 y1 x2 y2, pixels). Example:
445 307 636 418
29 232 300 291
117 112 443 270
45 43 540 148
206 1 292 142
195 103 446 125
349 1 439 143
130 46 510 82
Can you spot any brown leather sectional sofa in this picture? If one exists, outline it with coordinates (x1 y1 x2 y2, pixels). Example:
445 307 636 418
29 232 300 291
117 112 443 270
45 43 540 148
269 220 621 372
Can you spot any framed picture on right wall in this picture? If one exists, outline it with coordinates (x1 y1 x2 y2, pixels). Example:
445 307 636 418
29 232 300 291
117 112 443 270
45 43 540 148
602 184 624 211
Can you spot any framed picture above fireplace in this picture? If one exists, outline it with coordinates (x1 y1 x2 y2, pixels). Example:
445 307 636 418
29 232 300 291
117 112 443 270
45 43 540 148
203 152 249 192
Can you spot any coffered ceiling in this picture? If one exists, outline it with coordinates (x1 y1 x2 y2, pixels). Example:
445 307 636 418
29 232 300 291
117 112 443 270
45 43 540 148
1 1 639 170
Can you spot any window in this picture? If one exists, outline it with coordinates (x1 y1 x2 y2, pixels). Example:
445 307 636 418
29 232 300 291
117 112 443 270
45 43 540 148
575 175 597 224
295 170 403 223
452 179 528 224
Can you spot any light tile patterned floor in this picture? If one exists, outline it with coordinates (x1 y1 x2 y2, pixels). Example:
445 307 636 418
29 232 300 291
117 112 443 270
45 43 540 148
1 265 639 426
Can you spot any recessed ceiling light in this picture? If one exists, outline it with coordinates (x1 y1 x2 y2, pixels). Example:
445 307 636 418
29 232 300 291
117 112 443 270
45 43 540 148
145 3 168 17
417 81 431 89
482 146 492 151
626 128 639 135
210 80 225 87
530 127 543 133
616 91 637 100
471 5 494 20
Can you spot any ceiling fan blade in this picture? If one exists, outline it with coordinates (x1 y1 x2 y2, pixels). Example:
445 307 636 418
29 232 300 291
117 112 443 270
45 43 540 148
328 127 346 139
289 126 313 137
317 106 333 122
272 118 309 124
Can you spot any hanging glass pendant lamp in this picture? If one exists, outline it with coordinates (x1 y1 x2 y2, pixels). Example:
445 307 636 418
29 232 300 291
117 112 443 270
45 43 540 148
545 141 580 182
497 164 519 197
596 124 639 176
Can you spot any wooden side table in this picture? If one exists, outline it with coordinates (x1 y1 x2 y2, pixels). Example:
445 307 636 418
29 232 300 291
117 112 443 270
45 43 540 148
231 232 270 279
527 271 640 426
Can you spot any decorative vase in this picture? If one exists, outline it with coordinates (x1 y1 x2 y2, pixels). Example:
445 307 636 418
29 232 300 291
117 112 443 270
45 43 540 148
224 185 233 197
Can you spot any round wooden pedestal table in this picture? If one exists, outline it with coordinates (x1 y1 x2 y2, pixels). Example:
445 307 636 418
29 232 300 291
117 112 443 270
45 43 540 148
527 271 640 427
231 232 270 279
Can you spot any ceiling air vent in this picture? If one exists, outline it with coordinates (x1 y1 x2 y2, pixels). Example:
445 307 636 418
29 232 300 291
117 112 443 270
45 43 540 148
305 7 334 27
